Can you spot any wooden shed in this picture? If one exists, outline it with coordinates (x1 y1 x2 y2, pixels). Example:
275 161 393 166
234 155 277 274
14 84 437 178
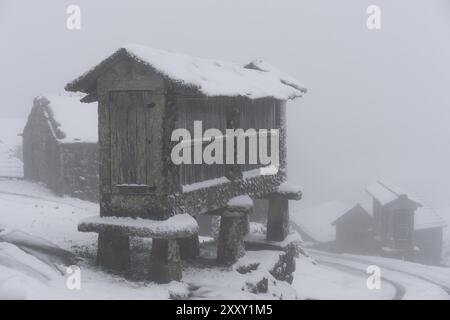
66 45 305 282
23 94 99 202
331 203 375 254
414 206 447 265
366 181 421 259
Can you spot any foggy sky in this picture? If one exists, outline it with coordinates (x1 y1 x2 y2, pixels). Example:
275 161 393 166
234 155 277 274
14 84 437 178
1 0 450 210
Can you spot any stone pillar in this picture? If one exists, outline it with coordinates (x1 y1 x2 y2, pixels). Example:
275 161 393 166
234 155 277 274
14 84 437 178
266 195 289 242
149 239 182 284
178 233 200 260
240 213 250 237
97 231 130 271
217 212 247 265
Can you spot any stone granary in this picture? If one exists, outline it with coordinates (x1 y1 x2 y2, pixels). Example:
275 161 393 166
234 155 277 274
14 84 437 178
66 45 305 283
23 94 99 202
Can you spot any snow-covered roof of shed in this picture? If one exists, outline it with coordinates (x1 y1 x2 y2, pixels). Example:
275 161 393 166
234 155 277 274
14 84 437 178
291 201 351 243
65 45 307 101
331 203 372 226
366 181 422 207
437 207 450 230
414 206 447 231
359 197 374 216
35 93 98 143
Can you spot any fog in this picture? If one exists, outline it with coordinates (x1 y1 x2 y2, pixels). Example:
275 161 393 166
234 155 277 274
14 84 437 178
1 0 450 210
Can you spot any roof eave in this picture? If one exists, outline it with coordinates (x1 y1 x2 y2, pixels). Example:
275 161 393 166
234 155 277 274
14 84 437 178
65 48 131 94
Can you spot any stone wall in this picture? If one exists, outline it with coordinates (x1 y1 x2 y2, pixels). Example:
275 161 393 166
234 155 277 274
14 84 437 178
60 143 99 202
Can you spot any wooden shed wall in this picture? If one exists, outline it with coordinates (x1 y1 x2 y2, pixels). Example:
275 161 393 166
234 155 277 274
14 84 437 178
414 227 443 265
97 59 169 218
174 95 281 187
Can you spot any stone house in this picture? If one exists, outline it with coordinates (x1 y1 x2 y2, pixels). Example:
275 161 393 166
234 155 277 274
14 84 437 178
23 94 99 202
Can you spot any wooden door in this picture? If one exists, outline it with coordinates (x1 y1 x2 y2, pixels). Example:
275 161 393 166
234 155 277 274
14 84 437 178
109 90 155 194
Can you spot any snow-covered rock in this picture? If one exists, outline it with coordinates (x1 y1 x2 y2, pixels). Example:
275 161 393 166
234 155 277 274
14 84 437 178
78 214 199 239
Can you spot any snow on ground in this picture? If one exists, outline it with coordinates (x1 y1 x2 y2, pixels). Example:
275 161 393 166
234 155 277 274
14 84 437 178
0 142 23 178
0 117 25 178
0 179 97 250
1 178 449 300
0 179 187 299
308 249 450 300
293 254 396 300
0 179 294 299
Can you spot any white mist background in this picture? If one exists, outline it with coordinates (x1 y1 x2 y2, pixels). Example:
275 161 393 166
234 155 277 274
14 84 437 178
1 0 449 209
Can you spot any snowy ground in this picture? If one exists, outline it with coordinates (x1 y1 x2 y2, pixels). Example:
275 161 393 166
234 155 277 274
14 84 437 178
293 254 397 300
304 249 450 300
0 179 294 300
1 178 449 300
0 118 25 179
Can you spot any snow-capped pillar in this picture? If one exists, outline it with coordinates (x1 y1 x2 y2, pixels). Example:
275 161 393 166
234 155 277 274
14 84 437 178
97 231 130 271
266 194 290 242
217 212 247 265
149 238 182 283
217 195 253 265
266 183 302 242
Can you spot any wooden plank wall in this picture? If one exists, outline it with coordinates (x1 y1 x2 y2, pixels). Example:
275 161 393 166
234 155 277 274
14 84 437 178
175 96 279 186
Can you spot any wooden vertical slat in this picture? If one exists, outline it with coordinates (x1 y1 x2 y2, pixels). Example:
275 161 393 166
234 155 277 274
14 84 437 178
126 93 138 184
136 92 148 185
110 91 156 189
109 92 119 188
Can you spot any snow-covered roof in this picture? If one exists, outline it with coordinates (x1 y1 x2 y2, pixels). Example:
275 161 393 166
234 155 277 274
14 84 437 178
330 203 372 226
291 201 351 243
366 180 421 207
366 181 445 230
414 207 447 231
437 207 450 232
359 197 374 216
35 94 98 144
66 45 307 101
